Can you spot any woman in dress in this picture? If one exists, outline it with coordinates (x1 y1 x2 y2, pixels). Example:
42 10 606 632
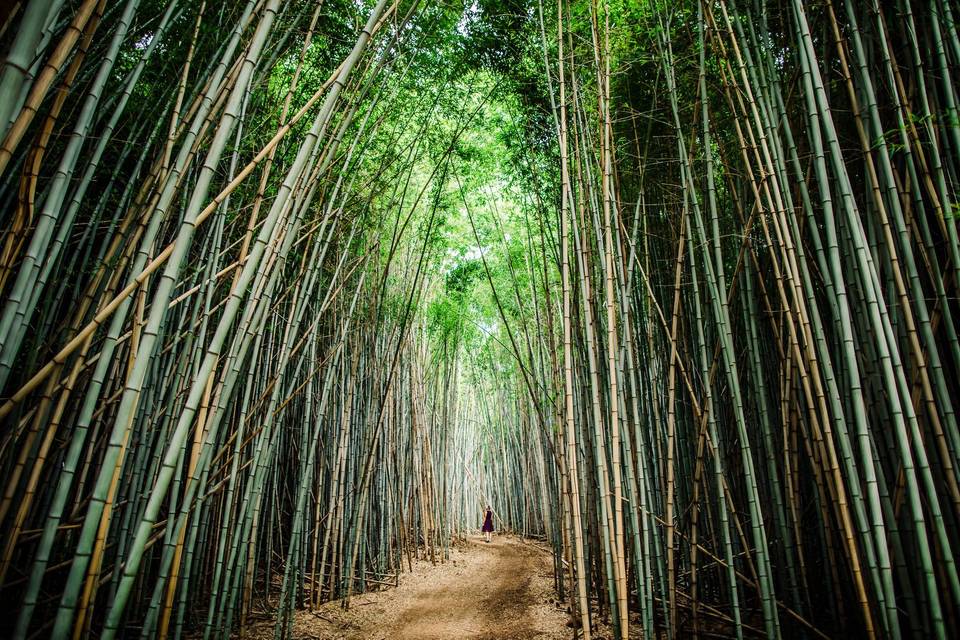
481 506 494 543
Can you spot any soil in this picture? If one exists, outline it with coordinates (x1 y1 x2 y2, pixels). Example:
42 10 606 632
259 535 571 640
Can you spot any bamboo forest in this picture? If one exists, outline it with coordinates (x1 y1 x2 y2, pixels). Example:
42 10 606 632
2 0 960 638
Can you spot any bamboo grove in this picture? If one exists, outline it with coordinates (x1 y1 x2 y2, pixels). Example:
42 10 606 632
1 0 959 639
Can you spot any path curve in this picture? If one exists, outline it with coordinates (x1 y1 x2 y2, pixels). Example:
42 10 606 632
281 535 569 640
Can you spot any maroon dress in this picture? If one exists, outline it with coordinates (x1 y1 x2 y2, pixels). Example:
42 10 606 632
482 510 494 532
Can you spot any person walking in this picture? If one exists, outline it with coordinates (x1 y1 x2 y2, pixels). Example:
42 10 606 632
481 506 494 543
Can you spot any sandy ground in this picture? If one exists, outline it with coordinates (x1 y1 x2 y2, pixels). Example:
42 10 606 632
272 535 570 639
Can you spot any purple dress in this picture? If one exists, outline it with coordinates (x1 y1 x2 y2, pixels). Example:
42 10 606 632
482 510 494 532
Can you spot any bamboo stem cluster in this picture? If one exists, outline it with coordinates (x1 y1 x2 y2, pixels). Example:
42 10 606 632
532 0 960 637
0 2 486 637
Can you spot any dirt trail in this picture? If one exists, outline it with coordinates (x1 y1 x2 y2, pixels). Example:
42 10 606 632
281 535 569 639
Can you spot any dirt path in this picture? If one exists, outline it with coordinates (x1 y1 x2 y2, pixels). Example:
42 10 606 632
279 535 569 639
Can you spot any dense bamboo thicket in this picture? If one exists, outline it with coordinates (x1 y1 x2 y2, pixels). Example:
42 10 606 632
0 2 511 637
533 0 960 637
1 0 959 638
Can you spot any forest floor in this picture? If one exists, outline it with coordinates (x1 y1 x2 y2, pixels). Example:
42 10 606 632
253 535 573 639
